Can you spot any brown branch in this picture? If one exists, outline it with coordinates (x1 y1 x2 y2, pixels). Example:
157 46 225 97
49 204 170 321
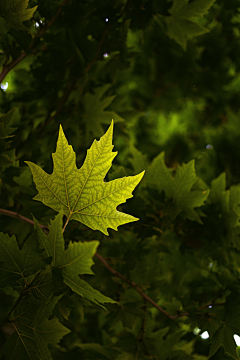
0 208 48 231
94 252 176 322
85 21 116 73
34 0 69 40
42 79 76 127
0 207 223 324
171 293 226 319
0 52 27 83
0 0 70 84
85 0 131 72
0 207 176 321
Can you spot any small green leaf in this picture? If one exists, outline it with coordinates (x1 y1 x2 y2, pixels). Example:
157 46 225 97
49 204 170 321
155 0 216 50
209 298 240 359
169 0 216 19
0 295 70 360
166 17 209 50
0 230 46 289
0 0 37 30
146 152 209 223
63 270 115 307
83 85 124 139
35 213 116 306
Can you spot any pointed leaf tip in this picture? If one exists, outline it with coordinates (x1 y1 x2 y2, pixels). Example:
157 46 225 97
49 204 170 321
27 121 144 234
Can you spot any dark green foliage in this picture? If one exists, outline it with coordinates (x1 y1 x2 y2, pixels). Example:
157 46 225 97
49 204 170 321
1 0 240 359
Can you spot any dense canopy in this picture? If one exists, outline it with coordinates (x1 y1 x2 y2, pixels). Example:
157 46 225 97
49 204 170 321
1 0 240 359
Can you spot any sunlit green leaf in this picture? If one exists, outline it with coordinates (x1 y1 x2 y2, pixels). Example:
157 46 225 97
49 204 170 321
26 121 144 235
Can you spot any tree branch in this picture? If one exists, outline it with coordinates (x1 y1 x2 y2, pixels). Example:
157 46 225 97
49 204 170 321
94 252 176 321
85 0 131 72
0 208 48 232
42 79 76 128
0 0 70 84
0 207 221 324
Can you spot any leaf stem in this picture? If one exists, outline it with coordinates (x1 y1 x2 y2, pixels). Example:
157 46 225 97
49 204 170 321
62 218 69 233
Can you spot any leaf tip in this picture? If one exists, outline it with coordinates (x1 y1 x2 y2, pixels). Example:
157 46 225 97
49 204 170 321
140 170 145 178
59 124 63 133
109 119 114 132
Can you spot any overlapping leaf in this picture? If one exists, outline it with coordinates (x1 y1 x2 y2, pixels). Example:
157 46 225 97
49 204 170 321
26 121 144 235
0 108 17 167
35 213 116 305
209 297 240 359
82 85 124 139
0 0 37 31
209 172 240 247
146 152 209 223
155 0 216 50
0 295 70 360
0 230 46 289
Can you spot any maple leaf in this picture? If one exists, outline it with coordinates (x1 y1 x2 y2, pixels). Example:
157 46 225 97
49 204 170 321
155 0 216 50
26 121 144 235
0 0 37 31
146 152 209 223
82 85 124 139
209 297 240 359
0 230 46 289
129 144 148 174
35 213 116 306
0 295 70 360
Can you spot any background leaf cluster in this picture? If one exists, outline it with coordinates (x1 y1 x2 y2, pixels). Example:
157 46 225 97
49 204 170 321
1 0 240 359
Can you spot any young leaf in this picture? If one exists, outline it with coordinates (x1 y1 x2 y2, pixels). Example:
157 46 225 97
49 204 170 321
35 213 116 306
26 121 144 235
0 295 70 360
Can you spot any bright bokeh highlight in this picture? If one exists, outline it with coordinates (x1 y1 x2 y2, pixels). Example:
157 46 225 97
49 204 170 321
0 82 8 91
201 331 209 339
234 334 240 346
